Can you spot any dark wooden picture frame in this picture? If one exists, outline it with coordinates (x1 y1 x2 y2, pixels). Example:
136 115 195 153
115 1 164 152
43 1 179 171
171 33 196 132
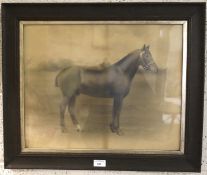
2 3 205 172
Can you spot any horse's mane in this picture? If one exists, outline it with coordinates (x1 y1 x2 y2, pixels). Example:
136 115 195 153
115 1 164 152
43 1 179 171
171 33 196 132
114 49 141 66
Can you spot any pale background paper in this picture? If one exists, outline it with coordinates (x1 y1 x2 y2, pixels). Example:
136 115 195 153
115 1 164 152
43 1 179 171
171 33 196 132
22 23 182 152
0 0 207 175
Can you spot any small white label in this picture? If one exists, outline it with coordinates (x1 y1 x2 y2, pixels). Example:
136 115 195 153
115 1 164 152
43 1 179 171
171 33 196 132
93 160 106 167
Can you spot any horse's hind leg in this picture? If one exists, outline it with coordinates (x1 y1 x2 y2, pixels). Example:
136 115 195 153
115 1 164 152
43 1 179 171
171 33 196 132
68 95 81 132
60 96 68 132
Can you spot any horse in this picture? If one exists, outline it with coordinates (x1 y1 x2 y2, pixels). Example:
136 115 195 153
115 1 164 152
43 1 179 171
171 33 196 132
55 44 158 135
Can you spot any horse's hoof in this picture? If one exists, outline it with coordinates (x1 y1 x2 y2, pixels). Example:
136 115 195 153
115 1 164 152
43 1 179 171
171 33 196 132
76 124 82 132
110 124 123 135
116 129 124 136
110 123 116 133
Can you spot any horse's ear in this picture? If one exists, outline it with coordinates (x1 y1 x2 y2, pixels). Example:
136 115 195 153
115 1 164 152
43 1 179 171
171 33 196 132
142 44 146 50
146 45 150 49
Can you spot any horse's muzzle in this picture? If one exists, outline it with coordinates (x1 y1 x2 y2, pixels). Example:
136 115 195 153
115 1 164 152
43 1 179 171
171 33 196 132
149 63 158 73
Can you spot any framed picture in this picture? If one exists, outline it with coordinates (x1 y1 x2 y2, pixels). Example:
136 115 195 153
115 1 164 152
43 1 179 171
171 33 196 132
2 3 205 172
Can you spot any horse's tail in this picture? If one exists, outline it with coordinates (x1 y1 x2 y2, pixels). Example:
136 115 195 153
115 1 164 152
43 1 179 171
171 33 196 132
55 67 71 87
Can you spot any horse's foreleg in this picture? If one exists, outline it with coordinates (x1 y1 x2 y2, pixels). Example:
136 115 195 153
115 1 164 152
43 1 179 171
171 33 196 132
60 97 68 132
68 95 81 132
110 95 123 135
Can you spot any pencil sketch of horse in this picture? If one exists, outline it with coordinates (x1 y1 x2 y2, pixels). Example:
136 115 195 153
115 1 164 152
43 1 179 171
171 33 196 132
55 45 158 135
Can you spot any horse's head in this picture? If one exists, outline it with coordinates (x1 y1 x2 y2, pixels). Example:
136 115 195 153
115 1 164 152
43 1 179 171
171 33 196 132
139 44 158 73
